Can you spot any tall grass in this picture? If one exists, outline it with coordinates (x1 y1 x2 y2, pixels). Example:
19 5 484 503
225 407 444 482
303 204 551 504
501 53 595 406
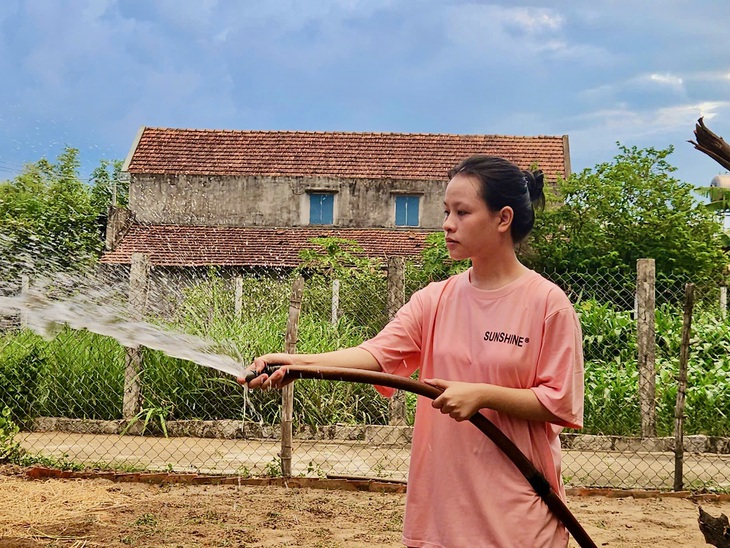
2 272 730 436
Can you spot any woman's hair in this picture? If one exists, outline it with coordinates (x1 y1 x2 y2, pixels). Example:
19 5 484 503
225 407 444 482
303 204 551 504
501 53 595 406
448 155 545 243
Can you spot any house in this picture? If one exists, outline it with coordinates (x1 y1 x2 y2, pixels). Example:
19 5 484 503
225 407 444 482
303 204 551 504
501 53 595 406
101 127 571 269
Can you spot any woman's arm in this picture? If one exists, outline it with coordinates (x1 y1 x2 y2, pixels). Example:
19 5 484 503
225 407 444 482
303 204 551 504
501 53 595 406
239 347 381 389
424 378 562 423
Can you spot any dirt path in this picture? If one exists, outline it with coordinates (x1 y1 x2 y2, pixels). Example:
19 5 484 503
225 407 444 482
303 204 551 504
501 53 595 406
1 467 728 547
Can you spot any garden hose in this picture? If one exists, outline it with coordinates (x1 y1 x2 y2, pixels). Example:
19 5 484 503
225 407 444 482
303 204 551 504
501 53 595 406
244 365 597 548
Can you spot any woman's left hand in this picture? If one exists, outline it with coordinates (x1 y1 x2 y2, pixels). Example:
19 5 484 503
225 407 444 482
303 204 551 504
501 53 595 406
424 378 484 422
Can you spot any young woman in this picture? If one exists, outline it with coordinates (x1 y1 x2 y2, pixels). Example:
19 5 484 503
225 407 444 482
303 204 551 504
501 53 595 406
241 155 584 547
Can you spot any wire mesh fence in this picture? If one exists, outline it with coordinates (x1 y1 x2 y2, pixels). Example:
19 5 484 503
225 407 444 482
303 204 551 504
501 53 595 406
2 257 730 492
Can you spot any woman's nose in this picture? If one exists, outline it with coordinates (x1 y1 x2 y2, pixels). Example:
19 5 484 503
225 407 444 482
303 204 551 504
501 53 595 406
442 213 454 232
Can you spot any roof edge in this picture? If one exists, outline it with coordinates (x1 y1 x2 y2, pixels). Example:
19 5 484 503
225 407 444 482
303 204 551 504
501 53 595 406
140 127 566 140
122 126 146 172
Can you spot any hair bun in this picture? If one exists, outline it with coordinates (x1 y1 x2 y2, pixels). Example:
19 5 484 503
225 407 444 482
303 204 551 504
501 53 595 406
523 169 544 202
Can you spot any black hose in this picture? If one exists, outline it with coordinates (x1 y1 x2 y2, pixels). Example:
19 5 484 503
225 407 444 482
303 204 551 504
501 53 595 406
244 365 597 548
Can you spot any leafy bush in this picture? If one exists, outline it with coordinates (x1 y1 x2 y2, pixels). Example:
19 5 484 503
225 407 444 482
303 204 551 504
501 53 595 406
0 407 21 461
0 330 45 426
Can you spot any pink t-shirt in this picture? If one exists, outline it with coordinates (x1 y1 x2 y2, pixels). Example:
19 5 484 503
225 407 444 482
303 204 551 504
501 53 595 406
359 268 584 548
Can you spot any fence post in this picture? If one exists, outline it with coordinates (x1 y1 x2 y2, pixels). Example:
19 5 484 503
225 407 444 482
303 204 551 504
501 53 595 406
281 275 304 477
637 258 656 438
720 286 727 320
387 257 407 426
234 276 243 318
123 253 150 421
20 274 29 329
331 279 340 325
673 283 695 491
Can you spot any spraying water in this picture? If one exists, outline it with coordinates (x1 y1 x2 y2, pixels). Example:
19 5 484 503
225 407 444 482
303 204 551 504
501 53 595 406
0 270 251 378
0 290 247 379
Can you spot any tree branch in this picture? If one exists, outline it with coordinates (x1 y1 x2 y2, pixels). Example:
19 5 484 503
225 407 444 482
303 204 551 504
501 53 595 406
698 506 730 547
688 117 730 172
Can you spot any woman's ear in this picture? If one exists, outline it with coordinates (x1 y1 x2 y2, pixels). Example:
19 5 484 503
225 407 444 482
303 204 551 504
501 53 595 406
497 207 514 233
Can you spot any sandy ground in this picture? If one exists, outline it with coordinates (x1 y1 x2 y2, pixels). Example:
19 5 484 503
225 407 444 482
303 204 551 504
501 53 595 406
1 467 728 547
18 431 730 490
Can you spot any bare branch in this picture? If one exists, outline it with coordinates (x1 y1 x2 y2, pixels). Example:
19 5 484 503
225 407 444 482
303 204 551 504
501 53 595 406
689 117 730 172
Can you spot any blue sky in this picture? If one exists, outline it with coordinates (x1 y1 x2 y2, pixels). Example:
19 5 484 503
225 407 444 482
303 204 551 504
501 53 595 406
1 0 729 188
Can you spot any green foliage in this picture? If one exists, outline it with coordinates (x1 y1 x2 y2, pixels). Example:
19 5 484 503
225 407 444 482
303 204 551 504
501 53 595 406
0 147 115 279
4 268 729 437
695 185 730 248
298 237 383 274
0 407 21 462
264 456 283 477
90 159 127 213
696 185 730 214
37 328 125 420
121 404 171 437
14 451 84 471
577 300 635 362
298 237 388 336
0 330 45 426
412 232 469 285
529 145 727 291
576 299 730 436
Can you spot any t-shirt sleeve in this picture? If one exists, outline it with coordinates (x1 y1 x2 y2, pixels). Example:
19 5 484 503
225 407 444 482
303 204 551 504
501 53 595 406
530 304 585 429
358 288 426 397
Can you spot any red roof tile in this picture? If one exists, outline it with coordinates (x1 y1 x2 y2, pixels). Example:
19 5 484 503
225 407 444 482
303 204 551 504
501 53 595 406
101 225 433 267
126 127 569 181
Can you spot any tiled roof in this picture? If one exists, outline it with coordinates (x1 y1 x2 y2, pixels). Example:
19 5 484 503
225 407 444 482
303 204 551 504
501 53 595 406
126 127 569 181
100 225 433 267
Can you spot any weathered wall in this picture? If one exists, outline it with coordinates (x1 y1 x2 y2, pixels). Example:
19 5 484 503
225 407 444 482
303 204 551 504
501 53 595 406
129 174 447 229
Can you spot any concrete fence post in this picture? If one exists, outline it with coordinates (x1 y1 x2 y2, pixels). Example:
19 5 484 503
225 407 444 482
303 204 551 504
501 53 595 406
637 258 656 438
281 275 304 477
386 257 407 426
234 276 243 318
123 253 150 421
331 279 340 325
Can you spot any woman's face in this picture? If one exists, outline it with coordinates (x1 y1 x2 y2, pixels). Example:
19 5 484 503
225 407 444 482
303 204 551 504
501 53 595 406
442 173 509 262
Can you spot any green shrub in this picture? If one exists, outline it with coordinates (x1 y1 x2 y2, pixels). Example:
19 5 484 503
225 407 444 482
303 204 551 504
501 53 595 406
0 330 45 426
0 406 21 461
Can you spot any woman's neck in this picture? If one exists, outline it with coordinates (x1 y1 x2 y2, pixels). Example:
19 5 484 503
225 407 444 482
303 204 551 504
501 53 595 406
469 253 528 291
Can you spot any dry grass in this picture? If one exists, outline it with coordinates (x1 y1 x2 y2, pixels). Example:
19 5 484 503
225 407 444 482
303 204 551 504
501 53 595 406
2 465 730 547
0 470 133 543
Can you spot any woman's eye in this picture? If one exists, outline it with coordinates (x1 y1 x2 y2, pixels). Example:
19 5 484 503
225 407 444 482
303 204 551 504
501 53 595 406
457 210 467 216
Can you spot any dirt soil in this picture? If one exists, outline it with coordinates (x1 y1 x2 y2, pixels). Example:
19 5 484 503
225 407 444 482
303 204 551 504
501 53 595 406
1 466 728 547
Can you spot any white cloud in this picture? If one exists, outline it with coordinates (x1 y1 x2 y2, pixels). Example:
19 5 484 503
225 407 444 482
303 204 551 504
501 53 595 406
567 101 730 143
648 73 684 88
443 4 611 65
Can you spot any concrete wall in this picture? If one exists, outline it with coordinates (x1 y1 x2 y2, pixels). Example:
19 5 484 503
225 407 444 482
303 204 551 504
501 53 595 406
129 174 447 229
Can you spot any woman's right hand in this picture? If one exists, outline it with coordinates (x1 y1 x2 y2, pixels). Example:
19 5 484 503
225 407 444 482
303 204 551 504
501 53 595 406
237 353 298 390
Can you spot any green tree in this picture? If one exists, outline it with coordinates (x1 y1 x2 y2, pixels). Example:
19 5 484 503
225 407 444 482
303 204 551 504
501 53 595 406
527 144 727 286
298 237 387 335
90 159 127 215
412 232 469 284
0 147 104 279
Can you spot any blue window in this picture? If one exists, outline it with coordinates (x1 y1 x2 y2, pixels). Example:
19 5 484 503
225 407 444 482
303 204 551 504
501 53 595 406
395 195 419 227
309 193 334 224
